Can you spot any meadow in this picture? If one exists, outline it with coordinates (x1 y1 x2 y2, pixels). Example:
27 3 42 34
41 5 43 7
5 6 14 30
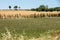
0 18 60 40
0 10 60 40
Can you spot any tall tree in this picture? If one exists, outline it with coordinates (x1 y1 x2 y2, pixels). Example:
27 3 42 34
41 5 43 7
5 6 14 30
14 6 18 10
38 5 46 11
9 6 11 10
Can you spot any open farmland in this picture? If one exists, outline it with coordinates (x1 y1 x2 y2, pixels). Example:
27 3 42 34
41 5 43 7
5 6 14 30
0 10 60 40
0 10 60 18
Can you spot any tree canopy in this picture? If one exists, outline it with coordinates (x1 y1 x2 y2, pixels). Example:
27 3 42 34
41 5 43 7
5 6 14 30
31 5 60 11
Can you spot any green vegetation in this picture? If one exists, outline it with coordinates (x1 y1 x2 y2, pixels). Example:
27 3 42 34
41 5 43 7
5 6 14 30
14 6 18 10
8 6 20 10
0 18 60 37
31 5 60 11
0 29 60 40
9 6 11 10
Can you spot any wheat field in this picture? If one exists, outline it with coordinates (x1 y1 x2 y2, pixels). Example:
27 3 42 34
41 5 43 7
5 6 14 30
0 10 60 18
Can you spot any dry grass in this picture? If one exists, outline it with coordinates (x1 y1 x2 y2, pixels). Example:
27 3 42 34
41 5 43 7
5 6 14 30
0 28 60 40
0 10 60 18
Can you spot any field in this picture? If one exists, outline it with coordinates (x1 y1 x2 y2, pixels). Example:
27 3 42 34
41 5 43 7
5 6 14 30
0 10 60 18
0 10 60 40
0 18 60 40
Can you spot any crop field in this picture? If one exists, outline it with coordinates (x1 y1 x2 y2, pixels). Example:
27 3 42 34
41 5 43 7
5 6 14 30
0 10 60 40
0 17 60 40
0 10 60 18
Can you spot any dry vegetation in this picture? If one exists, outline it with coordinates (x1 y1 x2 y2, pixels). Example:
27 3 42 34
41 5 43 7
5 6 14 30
0 10 60 18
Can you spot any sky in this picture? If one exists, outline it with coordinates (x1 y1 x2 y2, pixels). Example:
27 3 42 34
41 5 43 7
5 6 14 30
0 0 60 9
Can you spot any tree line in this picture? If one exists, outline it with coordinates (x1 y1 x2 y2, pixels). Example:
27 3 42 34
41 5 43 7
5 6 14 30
9 6 20 10
31 5 60 11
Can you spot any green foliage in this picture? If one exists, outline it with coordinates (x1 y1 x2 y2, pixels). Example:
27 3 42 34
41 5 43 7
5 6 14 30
0 18 60 37
14 6 18 10
31 8 36 11
39 5 46 11
48 8 54 12
0 29 60 40
31 5 60 11
54 7 60 11
9 6 11 9
31 5 47 11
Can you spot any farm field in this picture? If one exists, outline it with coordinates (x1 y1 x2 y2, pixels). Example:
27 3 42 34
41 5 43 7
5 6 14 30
0 10 60 40
0 10 60 17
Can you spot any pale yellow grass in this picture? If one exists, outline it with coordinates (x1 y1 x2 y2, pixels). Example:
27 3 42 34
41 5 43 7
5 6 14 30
0 10 60 17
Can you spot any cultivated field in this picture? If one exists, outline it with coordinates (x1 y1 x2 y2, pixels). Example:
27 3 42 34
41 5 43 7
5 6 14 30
0 10 60 40
0 10 60 18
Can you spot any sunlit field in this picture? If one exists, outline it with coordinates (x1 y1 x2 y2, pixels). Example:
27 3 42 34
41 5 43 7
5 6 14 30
0 10 60 19
0 18 60 40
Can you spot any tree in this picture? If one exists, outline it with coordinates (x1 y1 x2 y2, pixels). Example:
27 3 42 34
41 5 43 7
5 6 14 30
31 8 36 11
14 6 18 10
54 7 60 11
9 6 11 9
48 8 54 12
31 5 46 11
38 5 46 11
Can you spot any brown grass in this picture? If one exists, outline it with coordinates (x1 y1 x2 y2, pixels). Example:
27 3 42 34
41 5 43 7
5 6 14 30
0 10 60 18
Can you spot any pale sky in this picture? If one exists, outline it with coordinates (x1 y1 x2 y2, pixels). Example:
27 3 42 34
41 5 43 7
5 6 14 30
0 0 60 9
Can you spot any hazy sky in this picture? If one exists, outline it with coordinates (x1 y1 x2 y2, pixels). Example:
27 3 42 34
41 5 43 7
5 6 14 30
0 0 60 9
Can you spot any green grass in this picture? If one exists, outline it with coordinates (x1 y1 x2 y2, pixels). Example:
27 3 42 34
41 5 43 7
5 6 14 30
0 17 60 37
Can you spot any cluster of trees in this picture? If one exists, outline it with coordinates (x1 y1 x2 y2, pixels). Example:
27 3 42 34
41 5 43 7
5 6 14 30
9 6 20 10
31 5 60 11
